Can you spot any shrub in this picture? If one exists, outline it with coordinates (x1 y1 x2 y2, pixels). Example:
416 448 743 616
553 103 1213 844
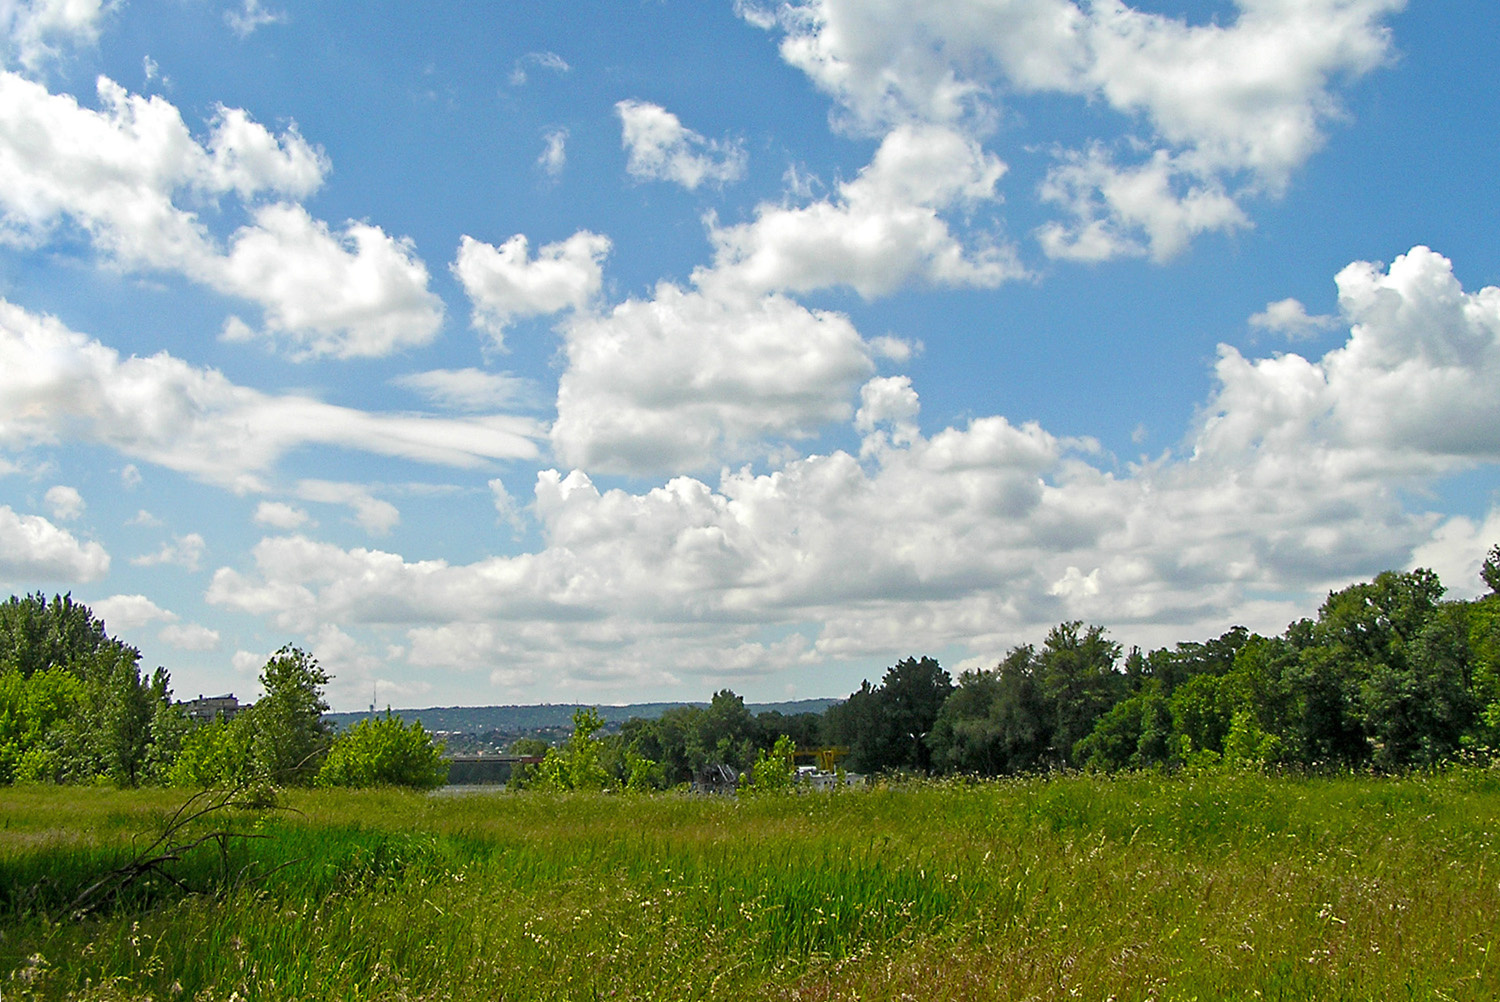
168 715 256 788
746 734 797 794
531 707 610 791
316 712 448 790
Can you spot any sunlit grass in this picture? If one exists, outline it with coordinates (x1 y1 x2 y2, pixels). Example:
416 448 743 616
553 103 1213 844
3 770 1498 1000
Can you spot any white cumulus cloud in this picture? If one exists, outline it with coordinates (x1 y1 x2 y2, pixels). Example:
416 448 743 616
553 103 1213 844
1 0 108 69
294 480 400 535
1199 247 1500 470
616 100 747 190
747 0 1402 262
1036 146 1249 262
159 622 221 650
43 484 83 520
216 203 443 359
1249 297 1340 339
92 593 176 632
552 284 875 474
131 532 206 572
0 71 444 359
451 230 610 347
205 246 1500 689
700 123 1022 298
0 504 109 582
253 501 310 530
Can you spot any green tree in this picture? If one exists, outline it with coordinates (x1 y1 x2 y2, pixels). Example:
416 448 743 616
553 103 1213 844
1481 543 1500 595
620 748 662 792
534 706 610 791
1468 593 1500 746
928 646 1049 775
0 666 85 783
828 657 952 773
1220 709 1282 769
506 736 551 788
317 712 448 789
745 734 797 794
75 646 159 785
755 709 822 751
1036 622 1124 766
929 666 1007 774
1074 681 1172 771
879 656 952 773
0 594 177 786
1295 569 1451 768
0 593 117 679
168 715 256 787
1169 673 1236 760
1132 628 1251 693
141 693 194 784
1360 602 1477 767
250 646 332 785
822 680 880 769
620 709 686 785
1221 633 1299 763
688 690 760 773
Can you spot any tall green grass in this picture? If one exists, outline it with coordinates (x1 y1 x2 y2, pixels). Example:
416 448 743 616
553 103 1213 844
2 770 1497 1000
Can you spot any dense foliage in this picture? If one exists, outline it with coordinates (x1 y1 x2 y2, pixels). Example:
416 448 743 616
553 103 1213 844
0 594 181 785
0 601 442 791
596 551 1500 783
316 711 448 789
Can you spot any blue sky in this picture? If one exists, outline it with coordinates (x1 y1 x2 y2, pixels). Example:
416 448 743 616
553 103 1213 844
2 0 1498 710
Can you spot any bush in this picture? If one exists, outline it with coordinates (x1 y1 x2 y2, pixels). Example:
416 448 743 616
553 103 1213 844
316 712 448 790
746 734 797 794
168 716 256 788
530 707 610 791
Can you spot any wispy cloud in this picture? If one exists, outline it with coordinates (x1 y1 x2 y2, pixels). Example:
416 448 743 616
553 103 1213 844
509 51 570 86
225 0 286 38
538 127 567 178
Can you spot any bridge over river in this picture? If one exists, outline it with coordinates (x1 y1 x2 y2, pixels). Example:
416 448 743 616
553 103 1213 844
444 753 543 785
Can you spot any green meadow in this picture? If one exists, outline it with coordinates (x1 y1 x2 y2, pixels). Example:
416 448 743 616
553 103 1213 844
3 770 1498 1001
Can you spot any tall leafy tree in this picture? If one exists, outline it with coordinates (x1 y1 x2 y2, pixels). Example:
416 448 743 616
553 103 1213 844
0 666 85 783
689 689 759 772
823 679 880 768
533 706 611 791
1295 569 1448 768
929 646 1047 774
875 656 953 773
1074 680 1172 771
829 657 952 773
1036 622 1124 766
250 645 332 785
0 593 117 679
0 593 177 785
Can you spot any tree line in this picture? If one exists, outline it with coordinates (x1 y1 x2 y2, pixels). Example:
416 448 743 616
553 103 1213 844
546 545 1500 784
0 594 445 790
2 543 1497 790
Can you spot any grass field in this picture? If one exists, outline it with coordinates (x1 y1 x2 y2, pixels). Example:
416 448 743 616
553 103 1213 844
2 769 1498 1000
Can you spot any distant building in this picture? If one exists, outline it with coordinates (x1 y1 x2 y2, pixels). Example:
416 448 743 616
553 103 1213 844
796 765 864 791
179 693 249 725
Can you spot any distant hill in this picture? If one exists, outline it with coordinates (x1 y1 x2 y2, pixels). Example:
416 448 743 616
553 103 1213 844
325 698 839 734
